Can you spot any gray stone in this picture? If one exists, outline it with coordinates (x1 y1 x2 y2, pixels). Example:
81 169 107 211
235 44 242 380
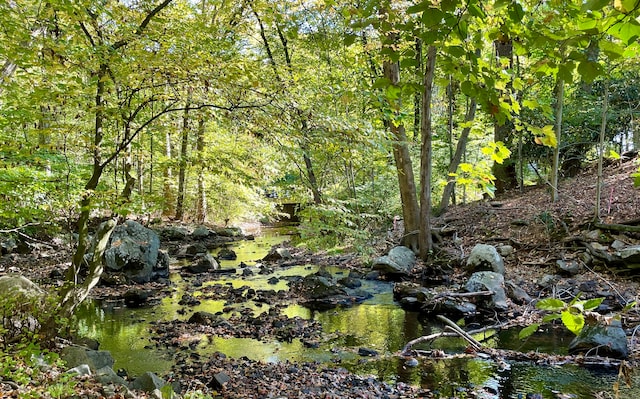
211 372 231 389
538 274 559 289
60 346 114 372
568 320 628 359
191 226 211 239
95 366 128 387
497 244 514 257
217 248 237 260
0 237 17 254
465 244 505 275
153 250 170 280
464 271 508 311
130 372 166 393
616 245 640 266
556 259 581 275
66 364 92 376
185 242 208 256
263 247 292 261
214 227 243 237
611 240 627 250
186 253 219 273
161 226 188 240
372 246 416 277
299 275 346 299
505 280 532 305
0 274 45 299
104 221 160 283
584 230 602 241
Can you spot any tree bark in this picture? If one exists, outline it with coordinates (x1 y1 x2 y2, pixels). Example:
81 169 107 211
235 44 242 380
595 83 609 221
550 78 564 202
491 38 517 193
175 101 190 220
383 59 420 252
163 130 175 216
439 97 477 214
195 113 207 222
419 45 437 260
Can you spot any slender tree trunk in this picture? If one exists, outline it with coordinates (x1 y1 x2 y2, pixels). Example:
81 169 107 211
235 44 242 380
439 97 477 214
413 39 422 141
550 78 564 202
595 83 609 221
419 46 437 260
163 130 175 216
175 101 190 220
195 114 207 223
383 58 420 252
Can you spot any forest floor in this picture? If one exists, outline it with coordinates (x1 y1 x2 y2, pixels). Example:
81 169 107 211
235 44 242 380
2 157 640 398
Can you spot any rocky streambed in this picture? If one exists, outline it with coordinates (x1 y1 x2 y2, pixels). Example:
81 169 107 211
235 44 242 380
50 223 638 399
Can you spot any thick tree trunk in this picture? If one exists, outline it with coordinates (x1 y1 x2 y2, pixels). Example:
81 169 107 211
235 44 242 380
383 59 420 252
550 78 564 202
419 46 437 260
175 102 190 220
195 114 207 222
439 97 477 214
492 38 517 193
413 39 422 141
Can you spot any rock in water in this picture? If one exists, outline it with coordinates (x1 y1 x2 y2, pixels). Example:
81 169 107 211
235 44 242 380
464 271 508 311
372 246 416 278
104 220 161 283
568 319 628 359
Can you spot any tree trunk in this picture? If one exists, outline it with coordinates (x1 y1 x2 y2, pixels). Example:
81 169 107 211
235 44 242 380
550 78 564 202
175 101 190 220
439 97 477 214
419 45 437 260
492 38 517 193
595 82 609 221
383 59 420 252
195 113 207 222
163 130 175 216
413 39 422 141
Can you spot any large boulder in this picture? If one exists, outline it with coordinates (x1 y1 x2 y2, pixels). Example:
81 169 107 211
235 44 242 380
60 346 114 372
372 246 416 278
130 371 166 393
464 271 508 311
0 274 45 299
568 320 628 358
104 221 164 283
466 244 505 275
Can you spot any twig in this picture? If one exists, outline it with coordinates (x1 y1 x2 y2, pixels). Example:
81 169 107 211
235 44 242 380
0 222 41 234
437 315 483 350
434 290 493 299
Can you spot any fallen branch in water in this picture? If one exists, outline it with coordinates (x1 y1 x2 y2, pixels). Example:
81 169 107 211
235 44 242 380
437 315 483 350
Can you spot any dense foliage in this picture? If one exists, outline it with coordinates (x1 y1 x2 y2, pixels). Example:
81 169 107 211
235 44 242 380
1 0 639 251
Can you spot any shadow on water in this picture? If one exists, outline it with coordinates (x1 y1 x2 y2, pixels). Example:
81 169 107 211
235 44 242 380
74 227 639 398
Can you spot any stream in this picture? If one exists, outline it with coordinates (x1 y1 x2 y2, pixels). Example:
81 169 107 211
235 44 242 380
75 227 639 398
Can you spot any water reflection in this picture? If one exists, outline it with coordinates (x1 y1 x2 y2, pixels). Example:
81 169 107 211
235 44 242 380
73 228 639 398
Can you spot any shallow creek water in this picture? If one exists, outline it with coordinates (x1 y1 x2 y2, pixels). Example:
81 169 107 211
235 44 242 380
75 228 639 398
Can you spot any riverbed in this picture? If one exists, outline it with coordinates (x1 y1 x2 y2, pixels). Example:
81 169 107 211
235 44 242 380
75 228 640 398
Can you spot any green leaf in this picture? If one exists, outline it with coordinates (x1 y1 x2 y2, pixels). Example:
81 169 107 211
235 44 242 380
445 46 466 58
468 3 486 18
421 8 446 26
536 298 566 311
561 310 585 335
581 0 610 11
460 80 475 96
407 1 432 14
508 2 525 23
542 313 562 322
610 19 640 44
519 323 539 340
583 297 605 310
577 60 603 83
